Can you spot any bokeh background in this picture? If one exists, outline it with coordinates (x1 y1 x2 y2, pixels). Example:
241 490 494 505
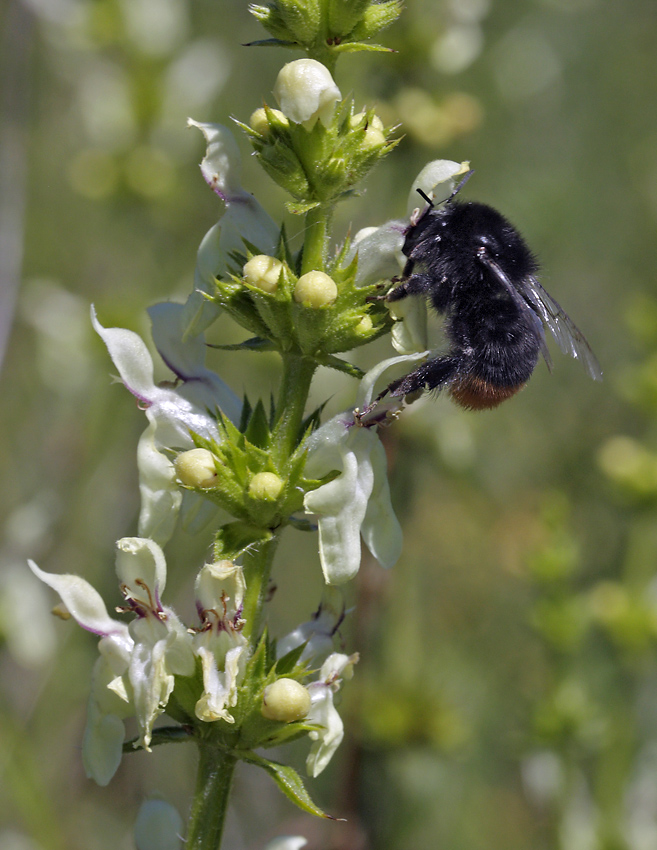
1 0 657 848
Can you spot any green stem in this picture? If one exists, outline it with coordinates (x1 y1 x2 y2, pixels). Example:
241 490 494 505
272 353 318 462
301 205 331 274
241 533 280 641
186 744 237 850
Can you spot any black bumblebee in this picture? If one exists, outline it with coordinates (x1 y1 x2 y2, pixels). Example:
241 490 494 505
379 185 602 410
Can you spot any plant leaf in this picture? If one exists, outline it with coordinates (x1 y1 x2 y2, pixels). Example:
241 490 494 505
239 750 338 819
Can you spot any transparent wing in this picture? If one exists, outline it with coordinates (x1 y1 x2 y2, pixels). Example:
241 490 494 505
478 252 602 381
521 276 602 381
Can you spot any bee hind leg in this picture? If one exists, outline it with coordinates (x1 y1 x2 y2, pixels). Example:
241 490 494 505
379 355 461 402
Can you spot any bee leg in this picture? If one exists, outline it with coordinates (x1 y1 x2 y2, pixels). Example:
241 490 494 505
376 355 461 403
386 272 436 303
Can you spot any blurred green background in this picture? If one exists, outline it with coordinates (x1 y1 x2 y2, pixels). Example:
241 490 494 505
2 0 657 848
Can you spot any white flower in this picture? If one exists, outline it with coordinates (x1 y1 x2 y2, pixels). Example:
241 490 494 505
349 159 470 353
93 301 241 546
184 120 279 337
273 59 341 130
303 353 427 584
276 587 345 664
192 560 249 723
306 652 359 777
28 537 195 785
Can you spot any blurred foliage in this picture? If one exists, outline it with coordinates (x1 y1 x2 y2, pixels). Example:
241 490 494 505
2 0 657 849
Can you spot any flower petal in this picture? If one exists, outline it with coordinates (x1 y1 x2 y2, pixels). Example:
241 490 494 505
115 537 168 606
187 119 243 197
148 301 242 424
28 559 128 639
406 158 470 216
361 437 402 569
304 426 374 584
136 420 182 546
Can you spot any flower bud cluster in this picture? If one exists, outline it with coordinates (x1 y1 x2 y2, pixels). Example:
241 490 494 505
237 60 398 212
249 0 402 61
173 407 320 530
212 246 390 371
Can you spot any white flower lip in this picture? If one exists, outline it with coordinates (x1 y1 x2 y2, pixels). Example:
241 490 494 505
273 59 341 130
92 302 240 546
305 651 359 777
183 120 279 338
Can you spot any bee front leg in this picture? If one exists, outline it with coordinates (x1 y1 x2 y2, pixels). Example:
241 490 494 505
386 272 436 302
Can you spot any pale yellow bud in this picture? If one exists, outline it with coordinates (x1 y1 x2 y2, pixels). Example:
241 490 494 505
174 448 218 489
243 255 284 293
261 678 311 722
293 271 338 307
355 314 374 334
249 107 289 136
349 112 384 132
248 471 284 501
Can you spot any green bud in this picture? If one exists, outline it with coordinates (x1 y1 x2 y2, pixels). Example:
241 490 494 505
294 271 338 307
261 678 311 722
328 0 370 38
174 449 218 489
278 0 322 44
249 471 285 500
351 0 403 40
248 3 291 41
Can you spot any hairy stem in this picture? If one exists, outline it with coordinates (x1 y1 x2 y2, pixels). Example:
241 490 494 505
301 205 330 274
241 533 280 642
186 744 237 850
272 353 318 462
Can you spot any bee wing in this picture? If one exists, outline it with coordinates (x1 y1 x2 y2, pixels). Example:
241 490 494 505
521 276 602 381
478 252 602 381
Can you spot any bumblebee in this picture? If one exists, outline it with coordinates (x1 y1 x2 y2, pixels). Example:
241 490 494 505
380 188 602 410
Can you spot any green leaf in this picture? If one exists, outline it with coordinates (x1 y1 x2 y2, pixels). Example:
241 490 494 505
207 337 277 352
332 41 395 54
317 354 365 378
122 726 193 752
239 750 337 819
245 399 272 448
285 199 321 215
243 38 303 48
214 522 273 561
275 641 308 676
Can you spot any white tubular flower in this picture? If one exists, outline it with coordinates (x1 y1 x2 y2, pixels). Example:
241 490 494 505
306 652 359 778
28 538 195 784
193 560 249 723
184 120 279 337
277 587 345 664
273 59 341 130
407 158 470 217
303 354 427 585
93 302 241 546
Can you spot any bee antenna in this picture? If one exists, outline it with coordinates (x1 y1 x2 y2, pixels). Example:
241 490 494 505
416 188 434 207
447 169 475 202
415 169 475 211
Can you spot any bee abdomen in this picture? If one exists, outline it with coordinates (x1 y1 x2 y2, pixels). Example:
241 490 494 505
449 376 524 410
